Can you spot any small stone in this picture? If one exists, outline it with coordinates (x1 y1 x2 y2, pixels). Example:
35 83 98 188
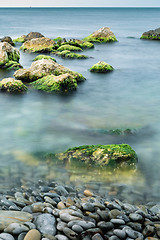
57 220 67 231
0 233 15 240
97 221 114 231
82 203 95 212
44 196 57 206
129 213 143 223
96 209 109 221
31 202 45 213
123 227 143 239
4 223 29 234
55 235 69 240
57 201 66 209
63 227 78 240
111 219 125 225
34 213 56 235
113 229 126 239
109 209 122 219
84 190 93 197
92 233 104 240
54 186 69 197
109 236 120 240
18 232 27 240
72 224 83 233
142 225 155 237
24 229 41 240
127 222 142 232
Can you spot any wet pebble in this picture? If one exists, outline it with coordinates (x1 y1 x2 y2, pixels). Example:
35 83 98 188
0 233 15 240
34 213 56 235
23 229 41 240
4 223 29 234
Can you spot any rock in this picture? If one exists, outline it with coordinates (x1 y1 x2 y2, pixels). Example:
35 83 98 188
55 50 88 59
57 44 83 52
20 37 55 52
108 209 122 219
14 59 85 83
0 211 33 231
67 39 94 49
13 35 26 43
31 202 45 212
18 232 27 240
0 78 27 93
111 219 125 225
0 233 15 240
24 32 44 41
89 61 113 73
24 229 41 240
150 204 160 214
56 144 137 169
113 229 126 239
92 233 104 240
97 221 114 231
72 224 84 233
142 225 155 237
4 223 29 234
1 36 14 46
123 227 143 239
54 185 69 196
129 213 143 223
81 202 95 212
84 189 93 197
0 42 20 68
55 235 69 240
83 26 117 42
63 227 78 240
57 220 67 231
33 55 56 62
141 27 160 40
34 213 56 235
30 73 77 93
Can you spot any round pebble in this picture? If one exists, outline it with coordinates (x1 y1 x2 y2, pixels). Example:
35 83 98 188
24 229 41 240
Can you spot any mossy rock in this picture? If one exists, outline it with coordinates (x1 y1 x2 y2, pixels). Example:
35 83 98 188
13 36 25 43
89 61 113 73
68 40 94 49
33 55 56 62
55 50 88 59
56 144 137 169
53 37 63 42
141 27 160 40
5 61 23 70
0 78 27 93
57 44 83 52
30 73 77 93
84 27 117 43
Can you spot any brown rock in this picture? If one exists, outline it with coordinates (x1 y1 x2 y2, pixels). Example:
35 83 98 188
84 189 93 197
20 37 55 52
24 32 44 41
24 229 41 240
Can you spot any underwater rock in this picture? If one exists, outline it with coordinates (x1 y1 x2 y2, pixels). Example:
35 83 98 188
14 59 85 82
89 61 113 73
56 144 138 169
141 27 160 40
0 78 27 93
20 37 56 52
83 27 117 43
0 42 20 68
30 73 77 93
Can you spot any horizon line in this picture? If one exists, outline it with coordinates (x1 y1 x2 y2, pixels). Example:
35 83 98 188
0 6 160 8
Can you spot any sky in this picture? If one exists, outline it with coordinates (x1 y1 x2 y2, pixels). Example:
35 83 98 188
0 0 160 7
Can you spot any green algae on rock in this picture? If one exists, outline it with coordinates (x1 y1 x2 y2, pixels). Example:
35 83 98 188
5 61 23 70
89 61 113 73
83 27 117 43
68 39 94 49
13 36 25 43
57 44 83 52
141 27 160 40
56 144 138 169
0 78 27 93
14 59 85 82
55 50 88 59
20 37 56 52
31 73 77 93
33 55 56 62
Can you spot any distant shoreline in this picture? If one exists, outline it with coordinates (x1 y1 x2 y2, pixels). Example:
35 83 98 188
0 6 160 9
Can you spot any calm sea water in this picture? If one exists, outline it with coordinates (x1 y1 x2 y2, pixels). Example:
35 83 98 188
0 7 160 200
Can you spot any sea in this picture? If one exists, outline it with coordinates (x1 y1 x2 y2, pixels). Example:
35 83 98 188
0 7 160 201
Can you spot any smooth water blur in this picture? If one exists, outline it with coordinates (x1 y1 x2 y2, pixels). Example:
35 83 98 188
0 7 160 200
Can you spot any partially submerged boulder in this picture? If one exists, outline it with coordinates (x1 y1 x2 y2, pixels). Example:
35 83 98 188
24 32 44 41
0 78 27 93
84 27 117 43
14 59 85 82
55 50 88 59
31 73 77 92
141 27 160 40
33 55 56 62
89 61 113 73
57 44 83 52
0 36 14 46
68 39 94 49
0 42 20 69
56 144 137 169
5 61 23 70
20 37 56 52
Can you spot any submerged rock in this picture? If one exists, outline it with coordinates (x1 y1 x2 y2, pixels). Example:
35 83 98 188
30 73 77 93
83 27 117 43
0 36 14 46
33 55 56 62
89 61 113 73
0 78 27 93
56 144 138 169
141 27 160 40
20 37 56 52
55 50 88 59
0 42 20 68
14 59 85 82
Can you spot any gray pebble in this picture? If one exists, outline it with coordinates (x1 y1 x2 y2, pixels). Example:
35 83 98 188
113 229 126 239
4 223 29 234
81 202 95 212
55 235 69 240
129 213 143 223
17 232 27 240
22 205 32 213
57 220 67 231
63 227 78 240
92 233 104 240
0 233 15 240
72 224 83 233
127 222 142 232
142 224 155 236
54 186 69 197
124 227 144 239
109 236 120 240
97 221 114 231
34 213 56 235
111 219 125 225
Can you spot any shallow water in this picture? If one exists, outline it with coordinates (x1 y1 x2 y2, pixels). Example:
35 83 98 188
0 7 160 201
